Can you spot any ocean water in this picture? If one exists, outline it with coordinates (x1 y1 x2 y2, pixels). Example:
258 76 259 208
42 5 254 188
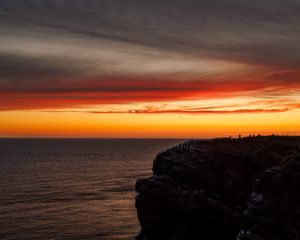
0 139 183 240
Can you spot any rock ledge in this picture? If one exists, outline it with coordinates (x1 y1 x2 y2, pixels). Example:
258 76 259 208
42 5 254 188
135 136 300 240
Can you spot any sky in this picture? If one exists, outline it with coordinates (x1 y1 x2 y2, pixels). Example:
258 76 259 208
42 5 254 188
0 0 300 138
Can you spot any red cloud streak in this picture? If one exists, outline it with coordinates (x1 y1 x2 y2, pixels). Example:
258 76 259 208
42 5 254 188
0 77 300 110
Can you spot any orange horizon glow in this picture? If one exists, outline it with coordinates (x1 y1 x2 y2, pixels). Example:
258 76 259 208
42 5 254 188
1 70 300 138
1 108 300 138
1 1 300 138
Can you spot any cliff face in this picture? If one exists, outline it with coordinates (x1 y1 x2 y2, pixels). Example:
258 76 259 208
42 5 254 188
135 137 300 240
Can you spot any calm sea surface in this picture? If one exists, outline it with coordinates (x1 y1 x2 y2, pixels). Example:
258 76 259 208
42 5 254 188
0 139 183 240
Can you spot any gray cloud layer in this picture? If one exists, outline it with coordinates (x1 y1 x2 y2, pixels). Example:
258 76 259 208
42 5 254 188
1 0 300 65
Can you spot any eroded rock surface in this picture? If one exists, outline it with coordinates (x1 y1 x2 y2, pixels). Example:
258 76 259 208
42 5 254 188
135 136 300 240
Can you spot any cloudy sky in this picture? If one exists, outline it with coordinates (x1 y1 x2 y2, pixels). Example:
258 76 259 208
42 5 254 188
0 0 300 137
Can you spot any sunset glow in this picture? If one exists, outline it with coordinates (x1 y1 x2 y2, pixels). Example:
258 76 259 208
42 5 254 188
0 0 299 138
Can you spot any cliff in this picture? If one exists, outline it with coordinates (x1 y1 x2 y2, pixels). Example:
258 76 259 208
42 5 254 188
135 136 300 240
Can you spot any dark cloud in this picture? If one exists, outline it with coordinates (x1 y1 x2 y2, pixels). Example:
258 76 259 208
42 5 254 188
0 52 88 80
87 108 290 114
1 0 300 66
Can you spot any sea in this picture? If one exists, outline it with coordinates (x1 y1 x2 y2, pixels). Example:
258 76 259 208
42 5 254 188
0 138 183 240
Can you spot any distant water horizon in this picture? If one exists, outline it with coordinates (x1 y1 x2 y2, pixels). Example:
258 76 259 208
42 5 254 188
0 138 184 239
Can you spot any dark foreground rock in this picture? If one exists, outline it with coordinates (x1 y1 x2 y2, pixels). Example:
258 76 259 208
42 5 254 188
135 136 300 240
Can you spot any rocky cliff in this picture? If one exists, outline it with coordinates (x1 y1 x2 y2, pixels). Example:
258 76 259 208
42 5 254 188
135 136 300 240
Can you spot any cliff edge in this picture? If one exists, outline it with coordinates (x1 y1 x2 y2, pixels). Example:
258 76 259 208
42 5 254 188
135 136 300 240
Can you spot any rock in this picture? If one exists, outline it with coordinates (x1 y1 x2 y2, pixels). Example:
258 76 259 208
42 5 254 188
135 136 300 240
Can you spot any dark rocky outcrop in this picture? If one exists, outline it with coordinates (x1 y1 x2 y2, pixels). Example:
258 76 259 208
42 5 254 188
135 136 300 240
